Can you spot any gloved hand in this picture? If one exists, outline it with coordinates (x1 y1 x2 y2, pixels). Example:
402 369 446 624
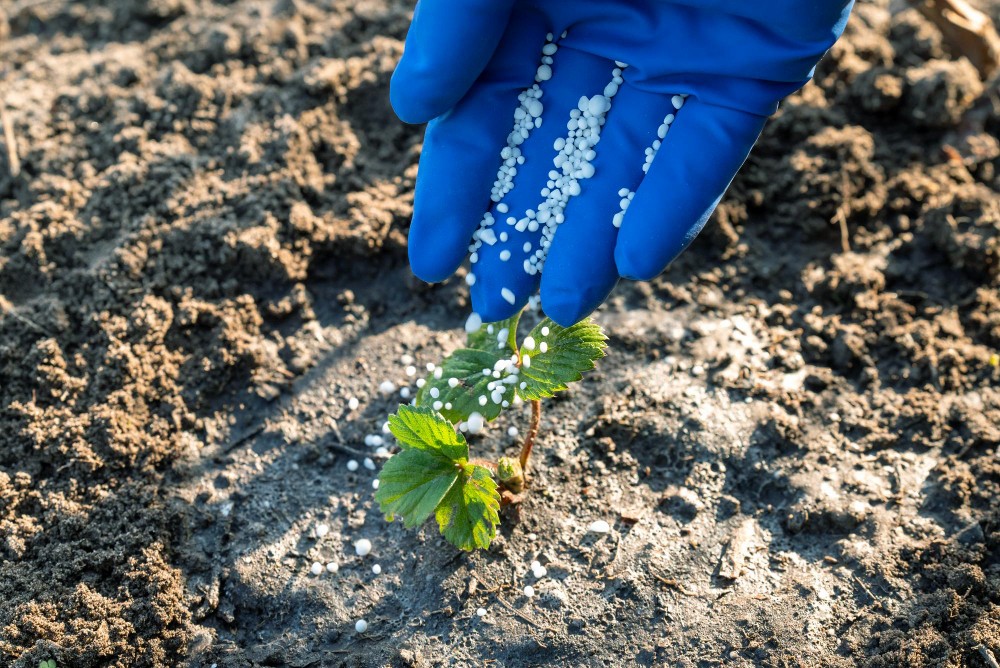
391 0 854 326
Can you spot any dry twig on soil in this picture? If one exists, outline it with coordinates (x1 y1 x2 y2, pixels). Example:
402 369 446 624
1 107 20 178
909 0 1000 78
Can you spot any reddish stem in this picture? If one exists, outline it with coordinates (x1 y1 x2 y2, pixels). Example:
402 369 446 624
518 399 542 473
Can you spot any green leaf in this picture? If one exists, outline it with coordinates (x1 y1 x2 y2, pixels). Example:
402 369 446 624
375 447 460 528
466 312 520 352
375 406 500 550
516 317 607 400
416 312 521 424
416 348 518 423
388 404 467 461
436 462 500 551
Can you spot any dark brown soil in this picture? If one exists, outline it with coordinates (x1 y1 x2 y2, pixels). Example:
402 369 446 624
1 0 998 666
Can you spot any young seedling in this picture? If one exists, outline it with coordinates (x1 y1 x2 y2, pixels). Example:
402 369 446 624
374 309 607 550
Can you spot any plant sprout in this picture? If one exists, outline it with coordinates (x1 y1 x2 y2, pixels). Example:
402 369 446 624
374 309 607 550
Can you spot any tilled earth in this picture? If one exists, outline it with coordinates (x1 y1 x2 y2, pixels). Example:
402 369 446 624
1 0 999 666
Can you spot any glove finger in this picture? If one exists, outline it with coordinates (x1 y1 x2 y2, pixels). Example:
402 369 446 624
614 98 766 281
539 84 675 327
469 47 621 322
407 19 550 284
390 0 518 124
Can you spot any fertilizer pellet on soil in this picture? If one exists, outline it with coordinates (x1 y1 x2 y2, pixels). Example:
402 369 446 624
354 539 372 557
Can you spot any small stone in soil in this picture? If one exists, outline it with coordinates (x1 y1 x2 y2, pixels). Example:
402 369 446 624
588 520 611 534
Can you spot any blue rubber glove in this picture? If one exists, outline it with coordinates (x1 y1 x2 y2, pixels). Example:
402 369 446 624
392 0 854 326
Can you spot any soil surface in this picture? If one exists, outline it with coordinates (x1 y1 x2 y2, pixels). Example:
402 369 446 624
2 0 999 666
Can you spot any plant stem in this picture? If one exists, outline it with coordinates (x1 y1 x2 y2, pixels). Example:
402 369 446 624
518 399 541 473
